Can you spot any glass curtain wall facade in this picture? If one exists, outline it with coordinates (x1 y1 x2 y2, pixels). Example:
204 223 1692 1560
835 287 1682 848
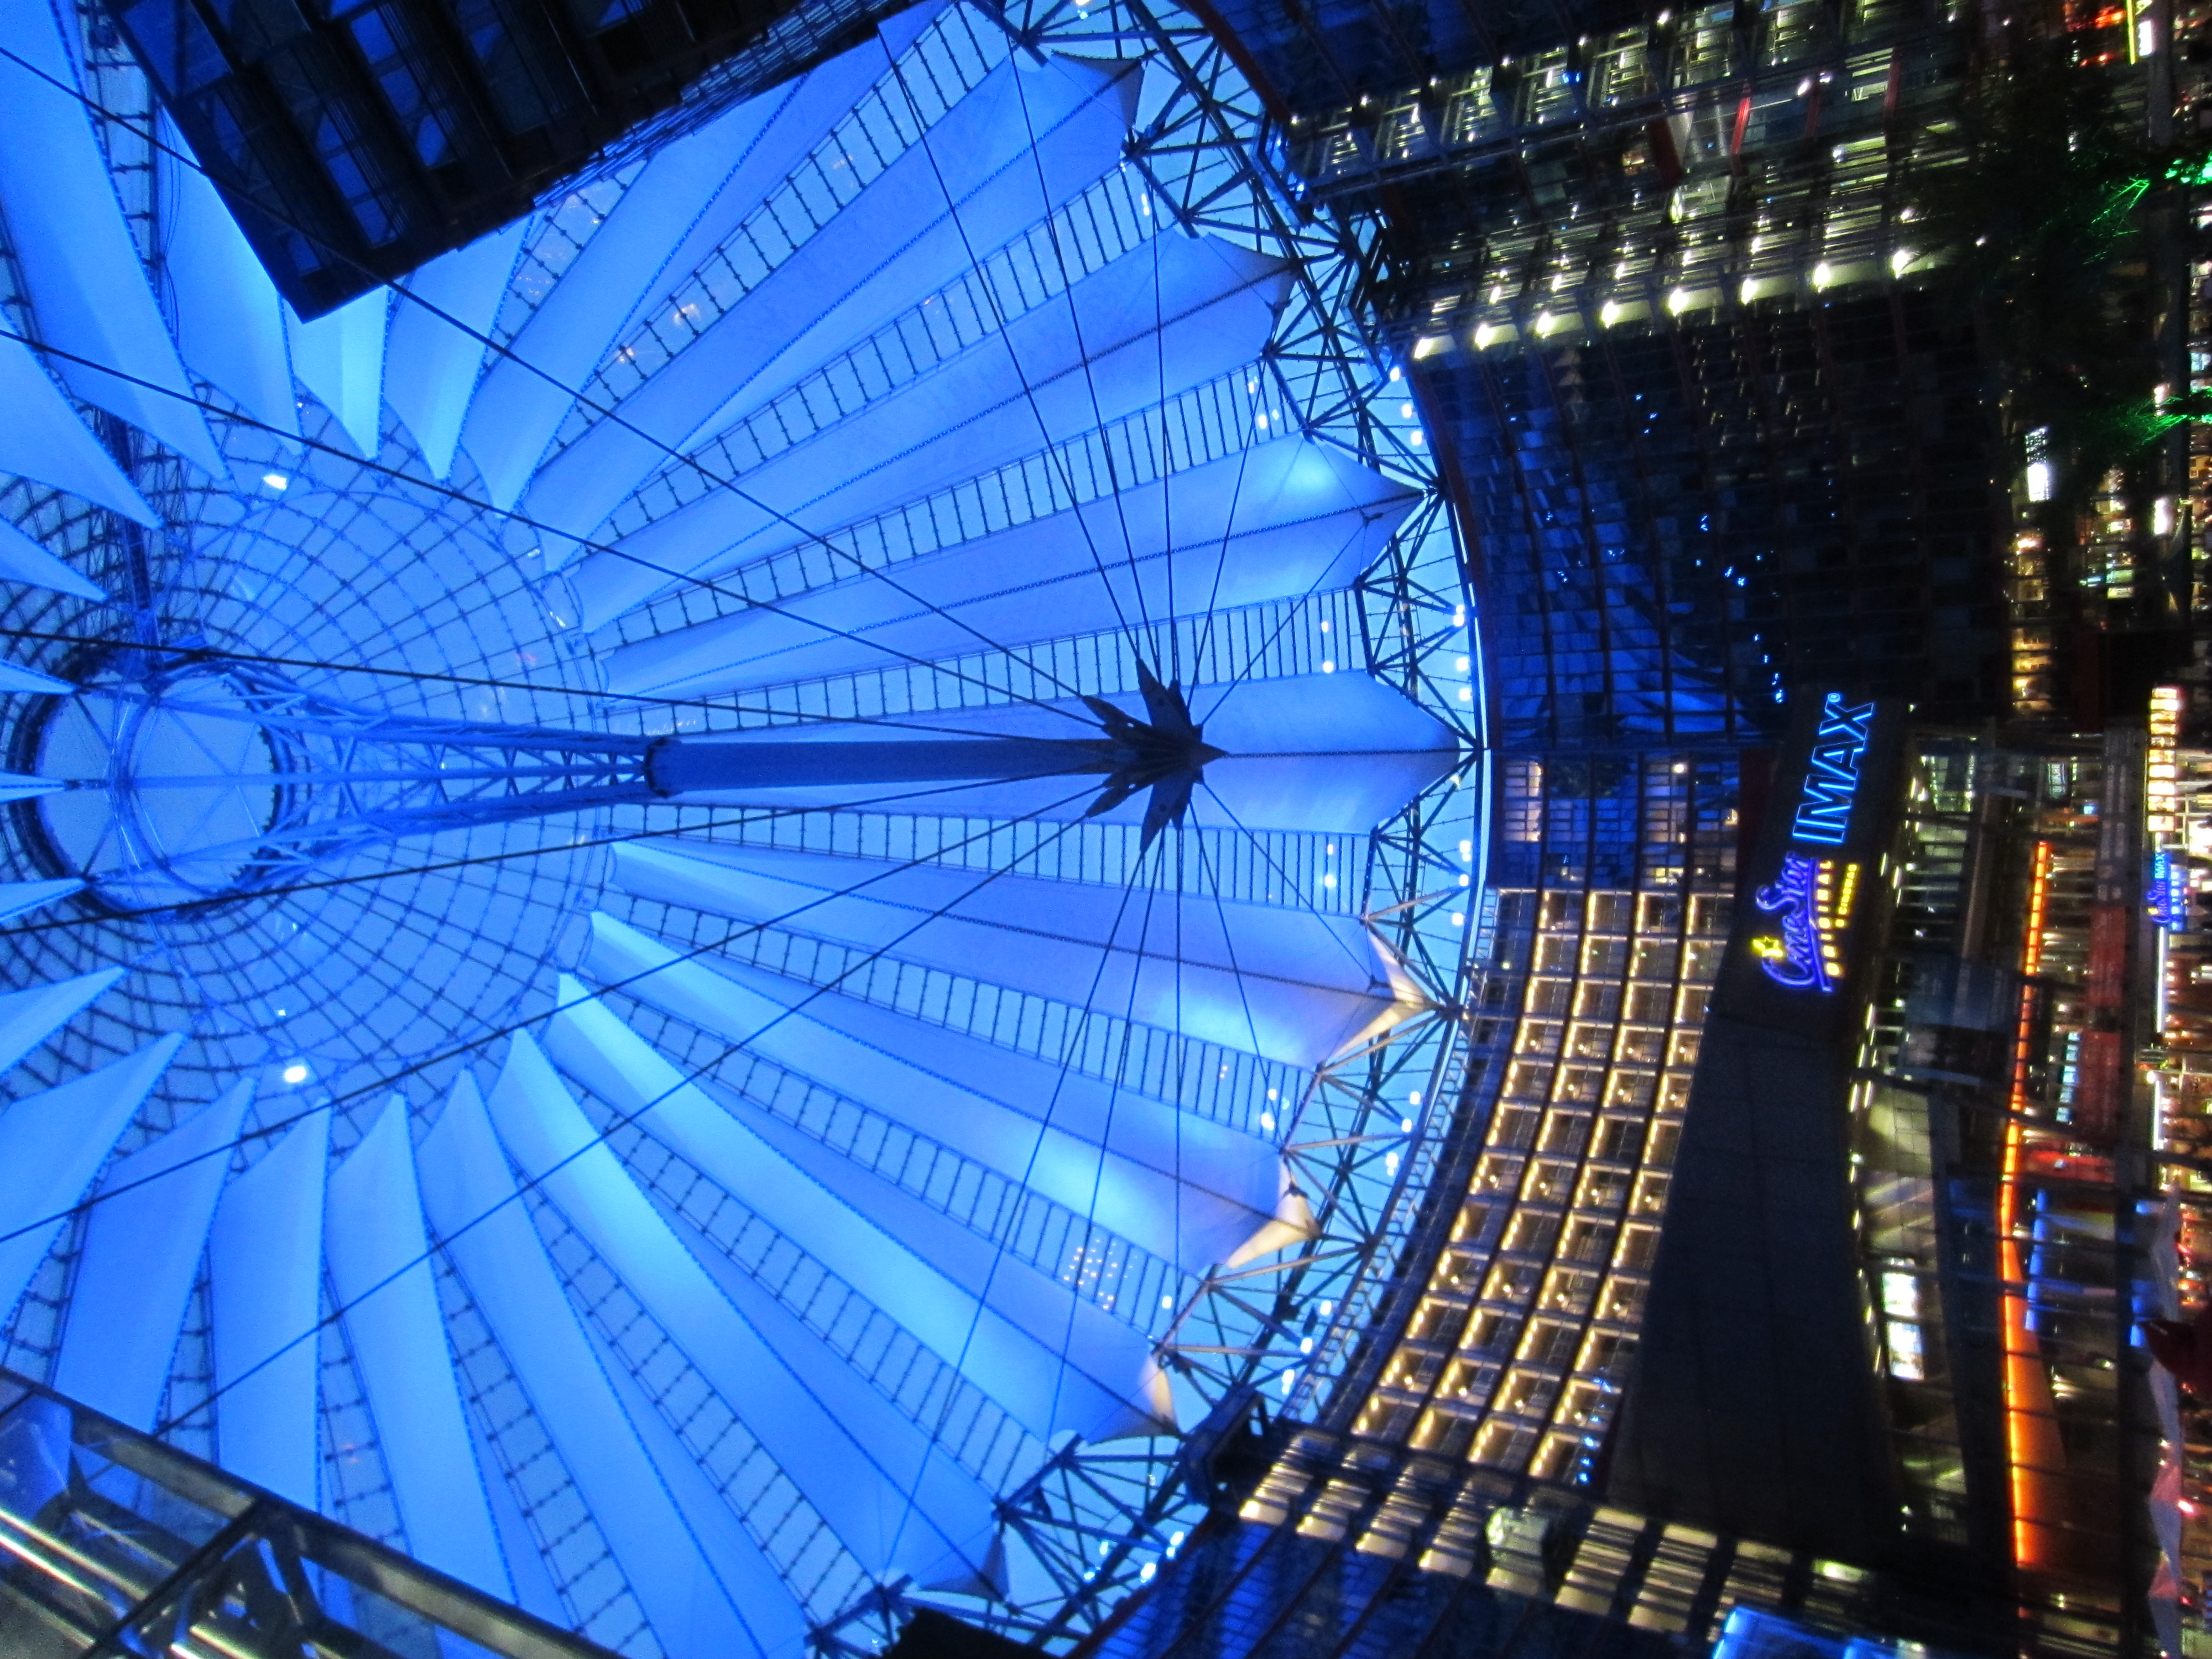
1845 728 2159 1645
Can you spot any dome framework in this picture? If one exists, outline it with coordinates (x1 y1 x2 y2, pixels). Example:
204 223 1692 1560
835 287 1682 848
0 0 1482 1651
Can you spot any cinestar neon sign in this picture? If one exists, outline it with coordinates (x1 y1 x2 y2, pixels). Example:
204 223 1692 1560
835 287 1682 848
1749 692 1876 993
1751 854 1861 992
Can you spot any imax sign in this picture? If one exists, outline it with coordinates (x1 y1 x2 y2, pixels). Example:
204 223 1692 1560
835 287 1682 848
1791 692 1877 847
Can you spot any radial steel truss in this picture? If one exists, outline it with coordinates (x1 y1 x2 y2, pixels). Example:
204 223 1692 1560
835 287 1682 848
38 661 655 909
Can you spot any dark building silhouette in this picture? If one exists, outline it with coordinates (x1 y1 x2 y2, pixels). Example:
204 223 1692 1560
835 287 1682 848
108 0 902 314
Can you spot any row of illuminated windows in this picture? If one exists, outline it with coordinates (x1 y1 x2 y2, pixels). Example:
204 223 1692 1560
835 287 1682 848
1527 928 1728 982
1347 882 1726 1485
1532 889 1733 943
1306 0 1931 184
1363 877 1733 1469
1407 128 1941 348
1413 117 1902 271
1498 763 1740 858
1392 1133 1680 1488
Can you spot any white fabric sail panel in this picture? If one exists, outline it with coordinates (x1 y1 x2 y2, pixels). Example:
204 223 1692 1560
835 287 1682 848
1186 666 1459 763
383 225 527 479
583 1314 812 1659
0 773 59 802
0 874 74 920
288 291 391 458
0 1034 180 1324
648 1192 1007 1598
544 973 1168 1441
208 1111 328 1507
0 331 159 525
0 878 79 921
873 0 947 61
54 1081 253 1428
599 47 901 358
670 49 1142 453
712 1098 1175 1442
709 46 1142 436
419 1072 767 1659
523 33 920 540
1191 676 1460 836
325 1100 510 1598
1202 745 1459 839
0 967 120 1074
603 445 1411 697
622 498 1389 697
609 838 1395 1070
457 64 859 513
607 272 1285 623
0 0 222 477
483 1032 998 1587
0 513 103 599
159 116 297 442
467 1412 570 1630
573 238 1284 626
660 1198 1010 1599
577 916 1279 1273
0 660 70 694
525 53 1137 547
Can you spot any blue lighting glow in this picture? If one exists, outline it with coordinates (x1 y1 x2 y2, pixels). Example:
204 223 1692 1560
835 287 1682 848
2151 848 2192 931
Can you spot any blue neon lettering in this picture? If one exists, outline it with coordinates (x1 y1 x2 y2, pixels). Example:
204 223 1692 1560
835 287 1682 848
1790 692 1876 847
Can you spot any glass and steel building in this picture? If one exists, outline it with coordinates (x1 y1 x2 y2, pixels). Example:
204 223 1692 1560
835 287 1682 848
1053 0 2196 1652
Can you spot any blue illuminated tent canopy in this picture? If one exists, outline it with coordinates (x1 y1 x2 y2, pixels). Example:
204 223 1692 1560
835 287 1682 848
0 0 1478 1651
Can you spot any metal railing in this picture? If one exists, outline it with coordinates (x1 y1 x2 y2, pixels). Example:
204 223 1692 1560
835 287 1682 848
0 1369 615 1659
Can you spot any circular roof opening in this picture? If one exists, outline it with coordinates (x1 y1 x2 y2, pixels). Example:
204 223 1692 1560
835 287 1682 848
33 665 284 910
